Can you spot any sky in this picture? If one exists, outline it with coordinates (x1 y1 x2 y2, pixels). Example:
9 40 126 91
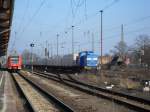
8 0 150 57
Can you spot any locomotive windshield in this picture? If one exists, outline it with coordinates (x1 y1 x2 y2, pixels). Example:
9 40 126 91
11 56 19 64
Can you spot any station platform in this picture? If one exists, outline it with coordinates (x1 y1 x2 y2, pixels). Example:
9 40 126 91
0 71 23 112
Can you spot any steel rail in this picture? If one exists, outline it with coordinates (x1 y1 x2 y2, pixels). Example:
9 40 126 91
15 71 74 112
33 71 150 112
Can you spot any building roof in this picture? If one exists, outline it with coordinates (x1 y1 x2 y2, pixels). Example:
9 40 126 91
0 0 14 56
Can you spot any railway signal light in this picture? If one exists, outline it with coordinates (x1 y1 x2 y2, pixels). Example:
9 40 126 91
30 43 35 47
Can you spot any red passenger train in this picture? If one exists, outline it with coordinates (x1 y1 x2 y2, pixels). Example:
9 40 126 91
7 55 22 70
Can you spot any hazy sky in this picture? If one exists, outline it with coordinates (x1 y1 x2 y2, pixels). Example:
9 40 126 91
8 0 150 56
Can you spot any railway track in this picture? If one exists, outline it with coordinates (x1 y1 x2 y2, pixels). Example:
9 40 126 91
32 71 150 112
11 72 74 112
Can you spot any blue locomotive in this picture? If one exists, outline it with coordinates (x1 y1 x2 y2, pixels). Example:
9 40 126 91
78 51 98 69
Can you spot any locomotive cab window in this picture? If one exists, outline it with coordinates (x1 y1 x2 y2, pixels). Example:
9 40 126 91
11 56 19 64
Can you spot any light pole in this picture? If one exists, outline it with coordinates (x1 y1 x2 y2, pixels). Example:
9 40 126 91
72 25 74 54
78 44 81 52
56 34 59 56
61 46 64 66
50 43 53 58
60 42 66 55
100 10 103 71
92 32 94 51
30 43 35 73
45 40 49 65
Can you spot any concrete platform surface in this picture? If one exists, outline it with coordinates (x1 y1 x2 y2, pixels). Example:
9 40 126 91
0 71 17 112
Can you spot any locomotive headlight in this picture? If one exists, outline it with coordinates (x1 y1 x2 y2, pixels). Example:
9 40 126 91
87 58 92 60
93 58 97 60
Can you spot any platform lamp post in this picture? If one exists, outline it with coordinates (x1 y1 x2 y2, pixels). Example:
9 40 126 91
30 43 35 74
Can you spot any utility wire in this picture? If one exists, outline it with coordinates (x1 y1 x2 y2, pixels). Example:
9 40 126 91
74 0 84 17
46 0 118 38
104 26 150 41
105 15 150 32
71 26 150 49
102 0 119 11
17 0 30 32
11 0 47 54
60 0 119 37
10 0 30 53
10 32 17 53
48 0 85 35
73 0 84 7
81 14 150 37
84 0 87 20
124 15 150 27
19 0 46 37
71 0 85 24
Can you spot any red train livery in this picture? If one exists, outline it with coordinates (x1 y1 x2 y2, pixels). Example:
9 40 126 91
7 55 22 70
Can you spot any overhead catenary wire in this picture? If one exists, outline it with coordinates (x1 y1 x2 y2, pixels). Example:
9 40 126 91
104 26 150 41
17 0 30 33
84 0 87 20
102 0 119 11
71 0 85 24
58 0 119 55
66 26 150 51
13 1 150 56
10 32 17 53
9 0 30 53
9 0 47 55
51 0 120 55
19 0 46 37
104 15 150 32
78 14 150 38
45 16 150 56
59 0 120 38
42 0 119 38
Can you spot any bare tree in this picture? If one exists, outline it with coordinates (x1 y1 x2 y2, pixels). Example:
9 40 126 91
110 40 128 58
135 35 150 66
135 35 150 48
129 35 150 65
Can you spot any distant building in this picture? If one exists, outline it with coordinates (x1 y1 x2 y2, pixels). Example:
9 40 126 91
98 56 112 64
